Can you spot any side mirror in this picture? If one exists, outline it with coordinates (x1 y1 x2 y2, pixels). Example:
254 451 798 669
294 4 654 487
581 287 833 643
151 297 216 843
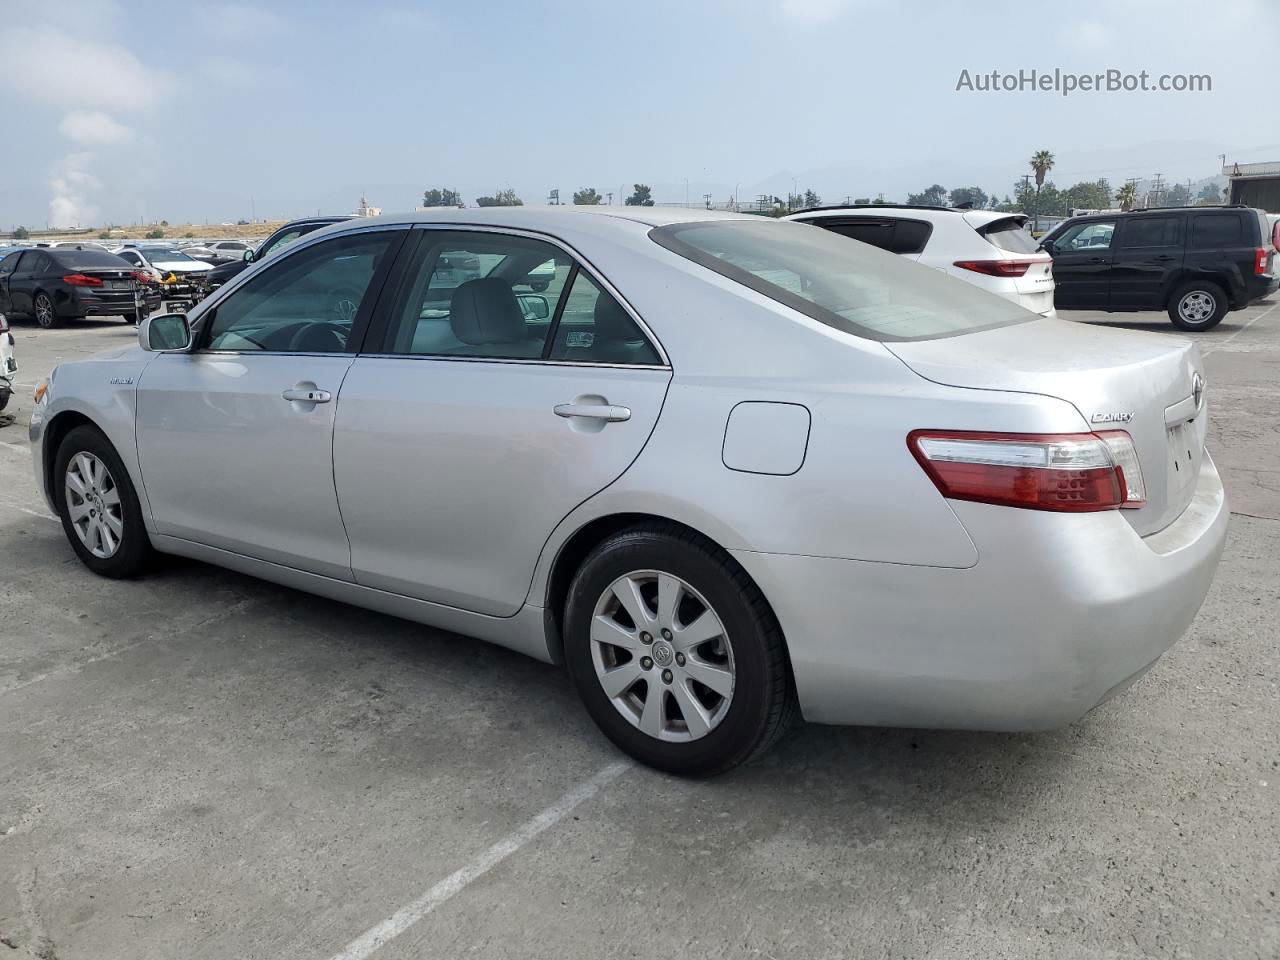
242 249 255 263
1038 239 1054 254
517 294 550 321
139 313 192 352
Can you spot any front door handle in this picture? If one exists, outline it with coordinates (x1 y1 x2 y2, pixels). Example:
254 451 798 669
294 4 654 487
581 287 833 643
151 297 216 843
554 402 630 423
282 387 331 403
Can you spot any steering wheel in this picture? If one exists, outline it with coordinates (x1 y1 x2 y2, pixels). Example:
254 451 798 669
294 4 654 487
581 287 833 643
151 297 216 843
286 321 348 352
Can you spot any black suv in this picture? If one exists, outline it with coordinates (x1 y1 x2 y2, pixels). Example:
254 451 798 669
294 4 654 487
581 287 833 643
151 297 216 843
203 216 353 292
1040 206 1278 330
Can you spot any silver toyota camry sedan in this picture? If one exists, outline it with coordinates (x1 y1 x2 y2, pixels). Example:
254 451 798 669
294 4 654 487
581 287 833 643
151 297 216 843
29 207 1227 776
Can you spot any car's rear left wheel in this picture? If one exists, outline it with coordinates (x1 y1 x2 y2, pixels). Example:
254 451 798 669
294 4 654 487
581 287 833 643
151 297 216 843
33 293 61 329
55 425 152 578
564 524 796 777
1168 281 1227 331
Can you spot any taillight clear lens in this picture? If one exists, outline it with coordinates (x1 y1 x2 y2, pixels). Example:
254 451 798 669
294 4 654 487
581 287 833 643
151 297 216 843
909 430 1143 512
1096 431 1146 507
1254 247 1270 276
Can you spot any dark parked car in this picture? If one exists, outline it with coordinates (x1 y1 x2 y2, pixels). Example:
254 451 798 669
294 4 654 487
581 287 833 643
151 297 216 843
1041 205 1278 330
0 248 161 328
203 216 353 292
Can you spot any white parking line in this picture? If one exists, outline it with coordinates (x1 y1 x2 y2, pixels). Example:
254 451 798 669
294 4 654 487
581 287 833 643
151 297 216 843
0 498 56 522
328 761 632 960
1201 300 1278 356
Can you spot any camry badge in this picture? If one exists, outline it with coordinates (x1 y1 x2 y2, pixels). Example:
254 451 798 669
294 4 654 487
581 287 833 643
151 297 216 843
109 377 134 385
1091 411 1134 424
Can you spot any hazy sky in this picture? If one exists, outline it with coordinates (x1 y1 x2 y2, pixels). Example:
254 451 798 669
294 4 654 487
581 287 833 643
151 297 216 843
3 0 1278 228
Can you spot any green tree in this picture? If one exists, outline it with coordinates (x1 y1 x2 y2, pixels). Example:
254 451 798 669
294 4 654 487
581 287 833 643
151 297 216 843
906 184 948 206
1029 149 1055 226
145 228 165 239
12 226 29 239
624 184 655 206
1115 182 1139 211
475 188 523 207
1060 178 1113 213
1163 182 1191 207
573 187 603 205
802 188 821 207
1196 182 1225 205
422 188 462 207
948 186 989 209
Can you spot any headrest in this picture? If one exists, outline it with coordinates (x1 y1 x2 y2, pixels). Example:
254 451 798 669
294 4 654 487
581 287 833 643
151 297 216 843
592 291 636 341
450 277 526 344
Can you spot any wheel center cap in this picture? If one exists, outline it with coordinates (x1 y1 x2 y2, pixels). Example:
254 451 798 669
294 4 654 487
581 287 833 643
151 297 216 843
651 640 674 668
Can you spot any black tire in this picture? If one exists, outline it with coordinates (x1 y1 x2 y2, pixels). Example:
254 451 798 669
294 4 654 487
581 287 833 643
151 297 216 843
54 425 152 578
563 523 796 777
1168 280 1228 331
531 281 550 292
0 387 10 412
33 292 62 329
125 311 141 325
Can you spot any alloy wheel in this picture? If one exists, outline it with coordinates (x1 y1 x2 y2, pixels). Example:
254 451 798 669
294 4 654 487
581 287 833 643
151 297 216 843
35 295 55 328
1178 291 1215 324
590 570 735 742
65 452 124 559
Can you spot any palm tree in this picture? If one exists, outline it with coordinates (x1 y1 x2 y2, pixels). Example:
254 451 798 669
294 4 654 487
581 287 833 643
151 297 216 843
1029 150 1055 230
1115 182 1139 212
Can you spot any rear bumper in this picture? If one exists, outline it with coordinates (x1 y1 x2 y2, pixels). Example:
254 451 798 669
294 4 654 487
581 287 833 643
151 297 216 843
1242 274 1278 305
57 288 147 318
732 452 1228 730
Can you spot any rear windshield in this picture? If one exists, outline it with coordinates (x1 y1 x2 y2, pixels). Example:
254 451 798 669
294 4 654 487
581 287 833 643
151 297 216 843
978 218 1039 253
650 219 1034 342
50 250 132 269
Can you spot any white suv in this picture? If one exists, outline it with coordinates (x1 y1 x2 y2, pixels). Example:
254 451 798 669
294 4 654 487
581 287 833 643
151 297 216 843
784 205 1056 316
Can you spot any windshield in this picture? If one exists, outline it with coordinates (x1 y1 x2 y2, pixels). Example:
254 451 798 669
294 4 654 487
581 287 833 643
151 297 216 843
650 219 1034 341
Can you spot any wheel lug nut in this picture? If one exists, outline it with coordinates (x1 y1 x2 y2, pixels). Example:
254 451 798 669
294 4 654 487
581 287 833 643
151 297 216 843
640 632 653 644
675 653 685 666
661 628 672 641
640 657 653 670
662 669 673 684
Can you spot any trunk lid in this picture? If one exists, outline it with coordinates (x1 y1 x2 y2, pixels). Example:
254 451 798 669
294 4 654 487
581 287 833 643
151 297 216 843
887 318 1207 536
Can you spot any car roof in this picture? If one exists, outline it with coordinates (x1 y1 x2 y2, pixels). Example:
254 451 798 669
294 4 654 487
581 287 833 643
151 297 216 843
785 205 1022 226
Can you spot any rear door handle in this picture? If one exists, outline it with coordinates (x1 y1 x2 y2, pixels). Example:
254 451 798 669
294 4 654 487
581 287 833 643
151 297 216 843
282 387 331 403
554 402 630 422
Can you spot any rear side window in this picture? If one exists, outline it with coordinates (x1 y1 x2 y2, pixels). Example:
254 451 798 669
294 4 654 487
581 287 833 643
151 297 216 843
814 219 896 252
1118 217 1180 248
651 219 1033 342
890 220 931 254
979 219 1039 253
1191 214 1244 248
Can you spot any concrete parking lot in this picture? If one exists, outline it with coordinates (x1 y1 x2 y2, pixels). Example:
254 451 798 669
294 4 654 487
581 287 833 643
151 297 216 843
1 303 1277 960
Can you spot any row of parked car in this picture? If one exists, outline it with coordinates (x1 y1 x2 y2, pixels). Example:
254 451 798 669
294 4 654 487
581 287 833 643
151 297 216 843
2 204 1276 332
785 202 1279 331
0 220 350 329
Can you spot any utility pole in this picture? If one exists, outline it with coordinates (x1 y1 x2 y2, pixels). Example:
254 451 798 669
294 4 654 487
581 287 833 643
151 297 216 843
1150 173 1165 209
606 192 613 206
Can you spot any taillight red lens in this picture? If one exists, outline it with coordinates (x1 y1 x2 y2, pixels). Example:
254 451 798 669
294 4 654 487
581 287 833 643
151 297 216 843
63 273 103 287
132 270 154 284
1254 247 1270 276
953 259 1036 277
908 430 1145 512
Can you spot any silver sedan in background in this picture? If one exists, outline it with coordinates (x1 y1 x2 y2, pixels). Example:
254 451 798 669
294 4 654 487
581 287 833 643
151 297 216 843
28 208 1227 776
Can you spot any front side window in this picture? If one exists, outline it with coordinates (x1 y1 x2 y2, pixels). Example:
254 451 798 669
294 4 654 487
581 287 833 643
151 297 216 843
204 231 397 352
1055 220 1116 251
651 219 1032 342
260 229 307 259
381 231 572 359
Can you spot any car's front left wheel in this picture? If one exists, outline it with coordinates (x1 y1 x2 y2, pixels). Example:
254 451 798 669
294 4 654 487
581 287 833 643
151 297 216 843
54 425 152 577
563 524 796 777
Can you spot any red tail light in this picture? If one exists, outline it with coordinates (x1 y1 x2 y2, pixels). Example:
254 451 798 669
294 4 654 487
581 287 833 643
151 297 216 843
908 430 1146 512
63 273 103 287
953 259 1037 277
1254 247 1270 276
132 270 154 285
